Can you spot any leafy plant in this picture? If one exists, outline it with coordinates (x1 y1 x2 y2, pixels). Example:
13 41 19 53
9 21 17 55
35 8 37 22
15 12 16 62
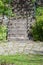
0 0 14 16
31 15 43 41
36 7 43 17
0 25 7 40
32 0 36 3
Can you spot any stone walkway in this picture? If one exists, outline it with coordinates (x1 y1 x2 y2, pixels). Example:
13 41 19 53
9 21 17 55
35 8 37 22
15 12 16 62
0 40 43 55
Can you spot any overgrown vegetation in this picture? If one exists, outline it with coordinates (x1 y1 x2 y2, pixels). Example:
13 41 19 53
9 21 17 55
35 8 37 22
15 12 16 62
0 0 43 41
0 0 15 41
31 16 43 41
0 0 14 16
0 25 7 40
31 6 43 41
36 7 43 17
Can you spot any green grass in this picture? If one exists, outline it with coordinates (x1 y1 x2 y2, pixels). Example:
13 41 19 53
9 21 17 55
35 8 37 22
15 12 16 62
0 54 43 65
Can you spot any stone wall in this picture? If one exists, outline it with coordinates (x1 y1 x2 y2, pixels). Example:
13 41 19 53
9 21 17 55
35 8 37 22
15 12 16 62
0 41 43 55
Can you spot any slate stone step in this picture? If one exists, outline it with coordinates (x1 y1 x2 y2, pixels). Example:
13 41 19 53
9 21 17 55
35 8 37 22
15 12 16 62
8 32 27 35
8 25 27 27
9 30 27 33
8 28 27 31
8 34 27 37
7 0 34 41
8 37 28 41
8 27 27 29
8 21 27 24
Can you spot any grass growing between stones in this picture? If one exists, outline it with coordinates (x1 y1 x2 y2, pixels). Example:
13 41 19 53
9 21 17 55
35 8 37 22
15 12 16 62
0 54 43 65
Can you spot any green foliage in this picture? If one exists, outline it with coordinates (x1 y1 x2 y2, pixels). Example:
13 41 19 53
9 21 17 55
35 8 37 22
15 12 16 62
36 7 43 17
0 0 4 14
0 0 13 16
32 0 36 3
31 16 43 41
0 25 7 40
31 5 43 41
2 0 12 3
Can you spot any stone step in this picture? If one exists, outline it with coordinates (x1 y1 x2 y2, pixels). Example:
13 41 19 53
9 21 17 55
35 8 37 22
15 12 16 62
8 36 28 40
8 19 33 25
8 38 29 42
8 28 27 31
8 26 28 29
8 27 27 30
8 24 27 27
8 34 27 37
8 31 27 35
8 23 27 25
8 33 27 36
8 21 27 24
8 20 26 23
8 25 27 28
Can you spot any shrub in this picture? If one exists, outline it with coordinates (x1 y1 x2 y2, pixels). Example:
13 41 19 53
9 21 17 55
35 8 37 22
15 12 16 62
0 25 7 40
31 16 43 41
36 7 43 17
0 0 14 16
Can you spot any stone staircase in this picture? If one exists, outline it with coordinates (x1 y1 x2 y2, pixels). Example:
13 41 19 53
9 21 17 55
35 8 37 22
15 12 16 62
7 18 28 41
7 16 35 41
7 0 35 41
